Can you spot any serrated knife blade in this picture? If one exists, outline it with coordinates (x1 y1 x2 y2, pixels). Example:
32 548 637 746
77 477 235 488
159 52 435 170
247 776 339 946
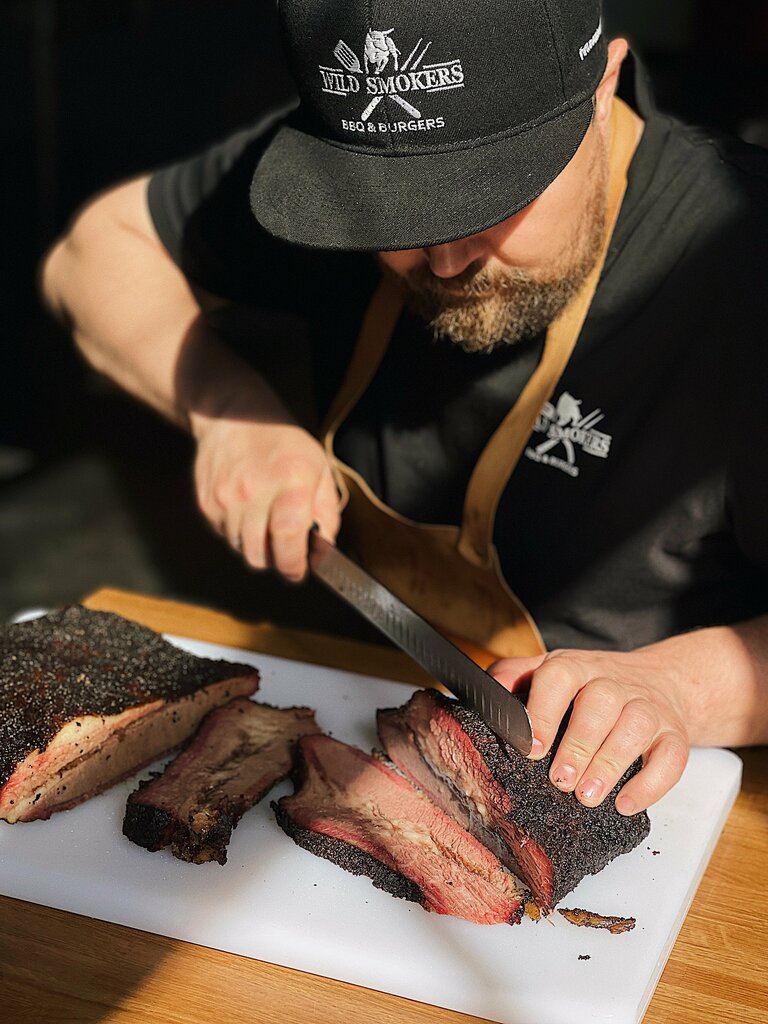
309 532 533 754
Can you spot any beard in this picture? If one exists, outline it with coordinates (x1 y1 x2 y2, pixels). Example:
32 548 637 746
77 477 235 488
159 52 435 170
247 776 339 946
390 149 609 354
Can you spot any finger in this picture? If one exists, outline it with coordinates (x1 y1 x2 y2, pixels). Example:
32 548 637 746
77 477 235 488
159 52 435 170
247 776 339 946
572 697 659 807
524 654 591 760
224 501 247 552
312 466 342 543
239 499 271 570
194 467 229 540
548 677 624 793
614 731 688 814
489 655 547 695
268 484 315 582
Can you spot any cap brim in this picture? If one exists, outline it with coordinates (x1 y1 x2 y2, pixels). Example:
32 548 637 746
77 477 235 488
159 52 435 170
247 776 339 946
250 97 594 252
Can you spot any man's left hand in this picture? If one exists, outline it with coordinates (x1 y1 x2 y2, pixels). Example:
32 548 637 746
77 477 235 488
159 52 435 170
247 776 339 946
489 648 691 814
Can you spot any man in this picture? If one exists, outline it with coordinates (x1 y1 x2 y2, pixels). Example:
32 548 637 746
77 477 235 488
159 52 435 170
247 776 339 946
42 1 768 818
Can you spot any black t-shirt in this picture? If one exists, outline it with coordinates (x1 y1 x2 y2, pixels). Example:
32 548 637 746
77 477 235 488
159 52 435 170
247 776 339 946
147 60 768 651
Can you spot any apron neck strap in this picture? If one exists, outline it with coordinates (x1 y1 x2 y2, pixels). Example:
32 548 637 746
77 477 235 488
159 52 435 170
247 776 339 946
322 273 403 456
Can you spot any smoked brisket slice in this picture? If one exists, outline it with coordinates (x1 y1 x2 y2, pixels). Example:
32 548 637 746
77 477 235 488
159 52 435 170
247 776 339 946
0 606 259 822
377 689 650 913
274 734 524 926
124 699 320 864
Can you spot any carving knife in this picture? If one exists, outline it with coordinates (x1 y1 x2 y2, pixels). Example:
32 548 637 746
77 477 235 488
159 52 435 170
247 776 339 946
309 531 533 754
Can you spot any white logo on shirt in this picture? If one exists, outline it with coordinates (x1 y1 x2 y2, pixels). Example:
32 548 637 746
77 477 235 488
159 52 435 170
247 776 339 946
318 31 465 135
524 391 612 478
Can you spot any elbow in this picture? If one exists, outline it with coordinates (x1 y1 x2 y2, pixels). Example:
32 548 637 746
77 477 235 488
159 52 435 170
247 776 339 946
38 179 130 312
38 234 74 328
37 208 115 377
38 199 102 332
37 189 127 363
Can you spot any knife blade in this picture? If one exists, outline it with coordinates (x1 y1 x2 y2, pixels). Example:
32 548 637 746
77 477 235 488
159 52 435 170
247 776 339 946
309 532 533 754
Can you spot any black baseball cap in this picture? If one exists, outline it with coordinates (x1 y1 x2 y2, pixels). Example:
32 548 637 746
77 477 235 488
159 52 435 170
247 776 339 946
250 0 607 252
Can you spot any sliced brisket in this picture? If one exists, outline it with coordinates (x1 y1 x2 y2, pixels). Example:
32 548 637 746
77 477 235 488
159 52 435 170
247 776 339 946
377 689 650 913
0 606 259 822
124 699 320 864
274 734 524 925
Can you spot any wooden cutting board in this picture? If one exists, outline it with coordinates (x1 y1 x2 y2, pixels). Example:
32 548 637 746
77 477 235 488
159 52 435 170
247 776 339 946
0 630 742 1024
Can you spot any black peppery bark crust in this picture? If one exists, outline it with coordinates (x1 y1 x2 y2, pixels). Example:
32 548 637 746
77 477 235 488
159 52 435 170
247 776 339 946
0 606 257 788
378 690 650 912
454 695 649 898
124 788 241 865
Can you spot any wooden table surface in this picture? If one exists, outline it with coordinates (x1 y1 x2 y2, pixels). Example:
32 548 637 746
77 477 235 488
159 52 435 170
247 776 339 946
2 588 767 1024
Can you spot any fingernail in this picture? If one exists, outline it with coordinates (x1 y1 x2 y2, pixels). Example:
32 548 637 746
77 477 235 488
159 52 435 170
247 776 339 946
552 764 577 789
616 795 635 815
529 738 545 759
579 779 604 803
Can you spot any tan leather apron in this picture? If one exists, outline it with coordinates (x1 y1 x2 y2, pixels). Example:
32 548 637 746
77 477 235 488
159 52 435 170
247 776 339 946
322 99 640 661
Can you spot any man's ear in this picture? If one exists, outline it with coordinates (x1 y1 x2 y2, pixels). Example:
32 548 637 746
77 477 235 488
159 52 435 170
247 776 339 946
594 38 630 127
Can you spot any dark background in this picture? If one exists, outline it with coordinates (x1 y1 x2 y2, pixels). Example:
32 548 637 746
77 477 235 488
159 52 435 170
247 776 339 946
2 0 767 630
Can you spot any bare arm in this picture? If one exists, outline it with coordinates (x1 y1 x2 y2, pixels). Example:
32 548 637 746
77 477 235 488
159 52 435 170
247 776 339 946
41 175 278 429
41 176 340 578
491 614 768 814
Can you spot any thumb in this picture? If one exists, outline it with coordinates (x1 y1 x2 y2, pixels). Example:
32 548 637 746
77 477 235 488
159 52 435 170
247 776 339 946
488 654 548 694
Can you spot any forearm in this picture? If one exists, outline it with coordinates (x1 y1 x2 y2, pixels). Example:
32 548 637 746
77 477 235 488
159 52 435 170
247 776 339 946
638 614 768 748
40 178 291 435
41 178 340 583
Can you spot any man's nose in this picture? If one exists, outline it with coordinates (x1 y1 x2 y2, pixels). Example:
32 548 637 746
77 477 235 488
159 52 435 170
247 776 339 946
424 238 485 279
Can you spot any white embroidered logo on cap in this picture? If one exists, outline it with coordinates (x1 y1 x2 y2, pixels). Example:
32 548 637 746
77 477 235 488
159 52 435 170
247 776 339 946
578 19 602 61
524 391 612 478
318 30 465 134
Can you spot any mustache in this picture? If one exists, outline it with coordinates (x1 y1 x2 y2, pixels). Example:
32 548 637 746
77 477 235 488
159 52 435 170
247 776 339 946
403 261 532 301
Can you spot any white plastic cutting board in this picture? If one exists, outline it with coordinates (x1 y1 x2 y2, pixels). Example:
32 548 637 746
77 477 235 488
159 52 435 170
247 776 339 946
0 635 742 1024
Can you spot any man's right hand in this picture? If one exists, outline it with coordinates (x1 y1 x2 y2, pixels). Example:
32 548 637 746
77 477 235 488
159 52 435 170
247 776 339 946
40 174 341 582
193 416 341 582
